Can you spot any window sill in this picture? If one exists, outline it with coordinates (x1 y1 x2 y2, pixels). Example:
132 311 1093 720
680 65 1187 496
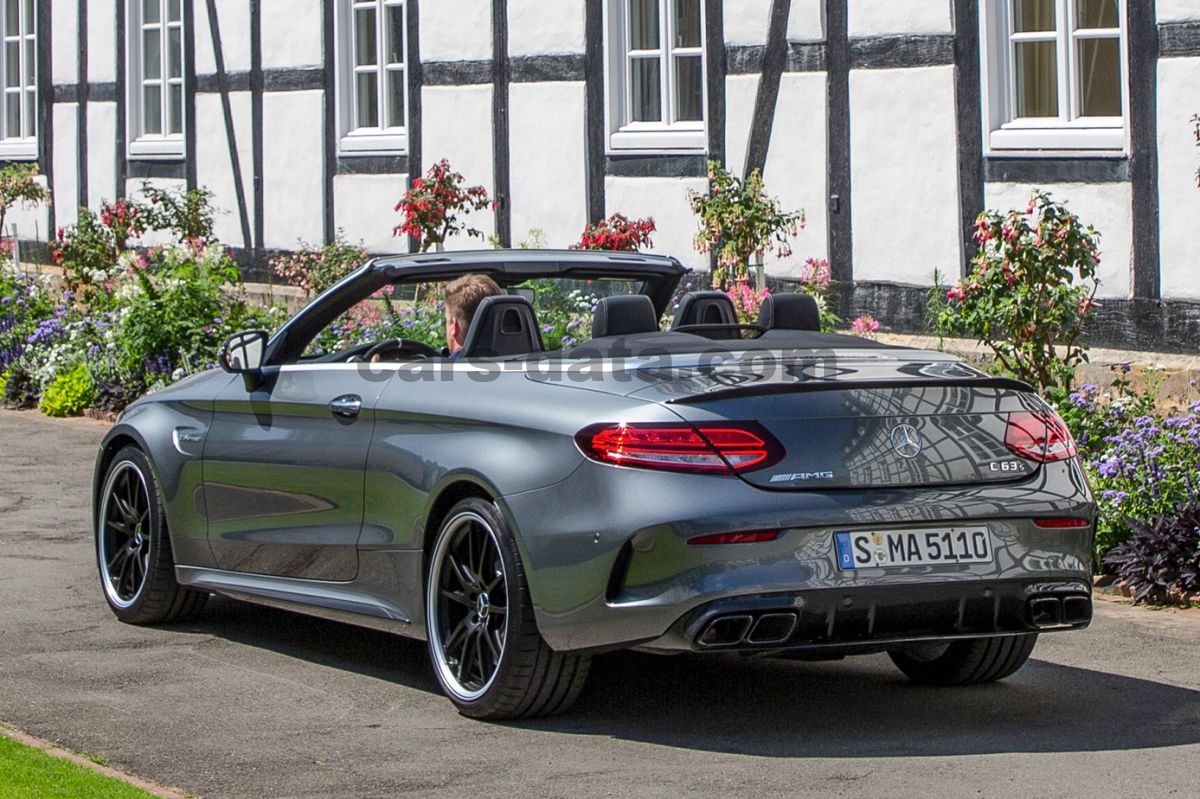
338 131 408 157
0 140 37 160
609 127 706 153
988 125 1127 153
128 136 186 160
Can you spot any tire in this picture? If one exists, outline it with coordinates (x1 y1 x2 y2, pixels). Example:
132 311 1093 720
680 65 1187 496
889 634 1038 686
425 497 591 719
96 446 208 625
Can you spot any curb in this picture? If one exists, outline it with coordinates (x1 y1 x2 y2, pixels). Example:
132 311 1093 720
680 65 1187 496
0 723 194 799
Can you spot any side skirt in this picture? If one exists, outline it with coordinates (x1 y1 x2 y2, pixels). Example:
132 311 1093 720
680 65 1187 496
175 565 419 637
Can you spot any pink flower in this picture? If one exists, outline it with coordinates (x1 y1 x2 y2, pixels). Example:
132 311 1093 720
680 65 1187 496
850 315 880 336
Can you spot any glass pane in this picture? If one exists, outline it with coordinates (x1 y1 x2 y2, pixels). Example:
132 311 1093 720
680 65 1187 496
168 26 181 78
1014 0 1054 33
169 82 182 133
4 43 17 88
143 28 161 80
629 56 661 121
1078 38 1122 116
23 88 33 137
386 3 405 65
355 7 377 66
142 0 160 25
5 0 17 32
1076 0 1118 29
22 0 30 31
674 54 702 121
143 84 162 134
23 35 32 85
387 69 405 128
356 71 378 128
628 0 659 51
1015 40 1058 117
673 0 701 49
167 0 181 23
5 95 18 137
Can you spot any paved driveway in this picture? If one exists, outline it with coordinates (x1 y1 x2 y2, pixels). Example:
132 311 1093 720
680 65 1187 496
1 409 1197 798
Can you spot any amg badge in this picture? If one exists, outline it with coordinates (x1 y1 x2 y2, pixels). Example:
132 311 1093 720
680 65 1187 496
770 471 836 483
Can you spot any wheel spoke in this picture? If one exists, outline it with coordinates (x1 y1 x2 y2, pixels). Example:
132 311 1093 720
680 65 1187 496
473 629 487 683
445 554 474 592
107 546 128 575
457 628 473 683
481 623 500 662
441 589 473 608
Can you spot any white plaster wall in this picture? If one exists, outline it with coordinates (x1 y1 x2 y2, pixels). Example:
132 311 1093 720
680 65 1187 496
1158 0 1200 23
195 92 255 250
52 104 80 229
723 73 760 178
984 182 1133 299
126 178 186 247
848 0 952 37
725 0 772 46
4 173 48 241
262 0 324 69
52 0 79 85
421 0 492 63
788 0 826 42
420 85 496 248
508 0 584 56
87 0 117 83
86 102 117 208
605 176 708 271
262 91 325 249
1156 57 1200 300
764 71 828 275
333 174 410 254
850 66 960 285
508 82 587 247
194 0 253 75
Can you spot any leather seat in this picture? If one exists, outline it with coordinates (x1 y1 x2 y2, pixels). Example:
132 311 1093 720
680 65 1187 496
460 295 544 357
591 295 659 339
757 293 821 332
670 291 738 339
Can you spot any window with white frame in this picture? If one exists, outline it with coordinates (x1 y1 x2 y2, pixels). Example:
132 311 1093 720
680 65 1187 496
983 0 1128 151
0 0 36 158
128 0 185 158
337 0 408 154
608 0 706 151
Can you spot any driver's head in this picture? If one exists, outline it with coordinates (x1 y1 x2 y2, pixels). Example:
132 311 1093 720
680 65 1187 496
444 274 503 354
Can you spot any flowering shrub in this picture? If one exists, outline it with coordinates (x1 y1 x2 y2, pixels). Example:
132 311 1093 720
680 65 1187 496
0 162 50 235
394 160 492 251
525 282 597 350
573 214 655 252
726 282 770 326
1 265 56 374
53 209 118 303
931 191 1100 393
272 235 368 297
689 160 805 285
1105 507 1200 604
139 183 217 243
100 199 145 253
39 362 95 417
851 315 881 337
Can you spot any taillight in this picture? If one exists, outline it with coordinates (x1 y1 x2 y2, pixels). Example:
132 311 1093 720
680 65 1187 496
688 531 780 546
576 422 783 475
1033 518 1091 529
1005 411 1077 463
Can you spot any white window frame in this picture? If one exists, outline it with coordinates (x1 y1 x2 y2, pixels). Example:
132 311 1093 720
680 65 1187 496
0 0 37 160
981 0 1129 153
335 0 408 156
127 0 186 159
605 0 707 153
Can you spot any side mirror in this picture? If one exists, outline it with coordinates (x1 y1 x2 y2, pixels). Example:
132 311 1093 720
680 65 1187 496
219 330 268 389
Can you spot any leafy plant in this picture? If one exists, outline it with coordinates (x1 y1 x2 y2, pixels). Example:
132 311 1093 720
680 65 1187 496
1104 506 1200 604
53 209 117 302
573 214 656 252
100 198 146 253
271 234 369 297
39 362 95 417
931 191 1100 393
689 160 805 285
0 162 51 235
394 160 492 251
139 182 218 243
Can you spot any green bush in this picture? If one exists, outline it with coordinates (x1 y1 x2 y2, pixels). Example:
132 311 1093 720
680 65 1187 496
39 362 95 417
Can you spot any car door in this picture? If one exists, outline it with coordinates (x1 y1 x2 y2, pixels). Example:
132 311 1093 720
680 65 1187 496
202 364 390 581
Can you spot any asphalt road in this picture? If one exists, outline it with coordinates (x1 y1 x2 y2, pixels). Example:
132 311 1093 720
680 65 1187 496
1 409 1198 798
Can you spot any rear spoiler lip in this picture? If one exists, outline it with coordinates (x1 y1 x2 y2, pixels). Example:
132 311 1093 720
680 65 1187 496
665 377 1035 405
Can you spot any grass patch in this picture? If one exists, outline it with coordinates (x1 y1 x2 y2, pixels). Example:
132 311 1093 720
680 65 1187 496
0 734 159 799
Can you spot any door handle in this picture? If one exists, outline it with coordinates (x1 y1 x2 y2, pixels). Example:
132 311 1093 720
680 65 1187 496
329 394 363 419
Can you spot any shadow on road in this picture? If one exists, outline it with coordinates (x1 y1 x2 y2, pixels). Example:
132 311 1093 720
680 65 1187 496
170 598 1200 759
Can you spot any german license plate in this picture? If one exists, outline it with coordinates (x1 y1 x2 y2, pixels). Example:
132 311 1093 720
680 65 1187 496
834 527 993 570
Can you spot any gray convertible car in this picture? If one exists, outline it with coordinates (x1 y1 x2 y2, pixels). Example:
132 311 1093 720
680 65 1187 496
93 250 1095 719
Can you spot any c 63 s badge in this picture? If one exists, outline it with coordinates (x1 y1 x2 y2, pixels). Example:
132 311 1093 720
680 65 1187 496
770 471 836 484
989 460 1028 474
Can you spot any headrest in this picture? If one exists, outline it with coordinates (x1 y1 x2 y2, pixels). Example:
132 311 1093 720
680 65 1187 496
460 295 544 358
591 295 659 339
757 293 821 332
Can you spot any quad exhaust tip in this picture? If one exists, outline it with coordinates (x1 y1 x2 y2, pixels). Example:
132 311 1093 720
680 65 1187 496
1029 594 1092 628
697 611 799 648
